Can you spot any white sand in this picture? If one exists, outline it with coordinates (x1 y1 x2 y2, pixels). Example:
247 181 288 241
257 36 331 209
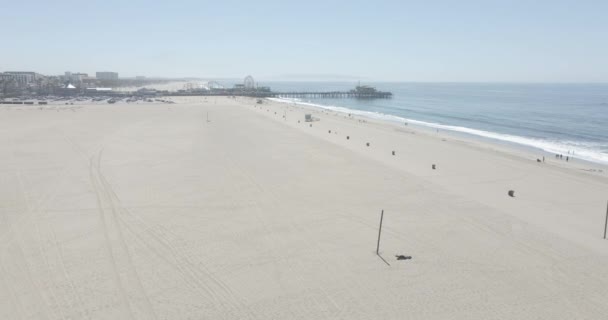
1 97 608 319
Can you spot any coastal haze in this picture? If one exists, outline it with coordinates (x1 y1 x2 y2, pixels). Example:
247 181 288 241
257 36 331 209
2 1 608 319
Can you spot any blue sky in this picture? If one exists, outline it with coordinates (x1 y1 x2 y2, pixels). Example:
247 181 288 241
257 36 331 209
1 0 607 82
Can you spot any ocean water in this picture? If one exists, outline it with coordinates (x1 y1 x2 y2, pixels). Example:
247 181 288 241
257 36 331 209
261 82 608 165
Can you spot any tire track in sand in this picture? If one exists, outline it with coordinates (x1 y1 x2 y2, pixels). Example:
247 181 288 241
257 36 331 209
89 152 136 319
90 150 159 320
95 178 253 319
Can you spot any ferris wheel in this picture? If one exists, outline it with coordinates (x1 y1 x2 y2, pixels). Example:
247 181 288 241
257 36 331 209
244 75 255 90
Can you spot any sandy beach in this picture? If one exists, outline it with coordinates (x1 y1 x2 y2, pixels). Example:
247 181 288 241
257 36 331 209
1 96 608 319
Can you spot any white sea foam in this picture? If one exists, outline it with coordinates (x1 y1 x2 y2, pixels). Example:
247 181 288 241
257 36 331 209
269 97 608 165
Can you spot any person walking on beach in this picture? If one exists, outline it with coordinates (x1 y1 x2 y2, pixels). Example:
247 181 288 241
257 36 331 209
566 156 569 162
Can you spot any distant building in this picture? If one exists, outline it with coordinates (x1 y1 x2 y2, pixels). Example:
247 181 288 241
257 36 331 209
352 85 378 94
135 76 146 80
2 71 44 85
64 72 89 83
96 72 119 80
58 83 78 96
73 73 88 81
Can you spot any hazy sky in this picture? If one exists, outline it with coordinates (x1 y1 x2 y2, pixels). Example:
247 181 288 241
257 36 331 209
1 0 607 82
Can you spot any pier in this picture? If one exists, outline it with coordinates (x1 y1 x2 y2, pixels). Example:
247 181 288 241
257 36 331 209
268 90 392 99
272 85 392 99
168 90 392 99
167 83 393 99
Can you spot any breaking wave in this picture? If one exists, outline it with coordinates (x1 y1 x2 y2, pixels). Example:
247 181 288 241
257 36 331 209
269 97 608 165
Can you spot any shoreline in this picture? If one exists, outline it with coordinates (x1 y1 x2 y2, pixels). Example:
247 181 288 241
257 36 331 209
267 97 608 175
